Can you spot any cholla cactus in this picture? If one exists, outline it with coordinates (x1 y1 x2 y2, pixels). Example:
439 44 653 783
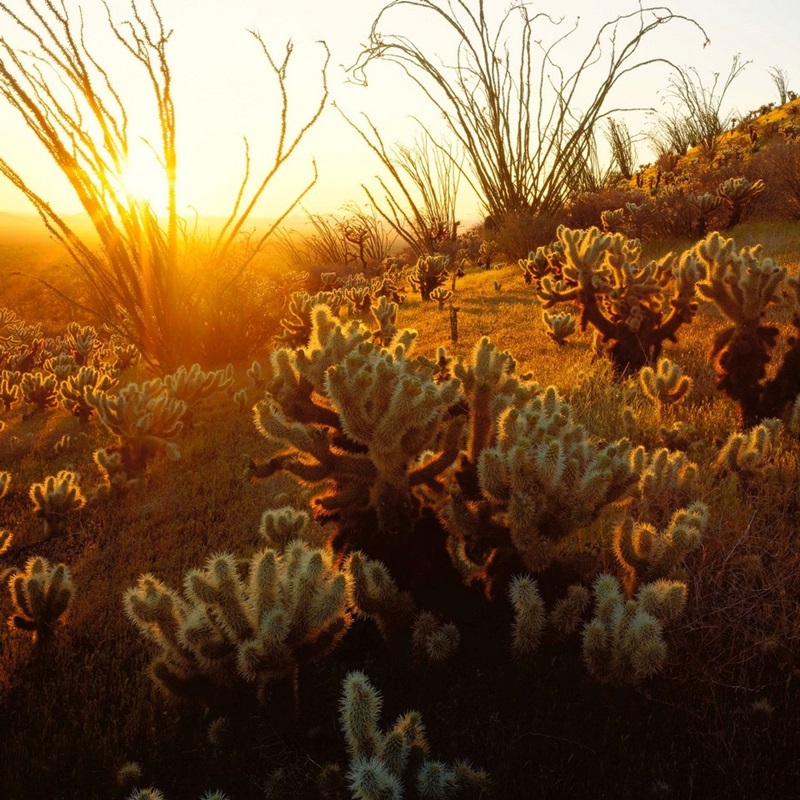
247 360 265 390
87 379 186 476
66 321 98 365
43 352 79 381
371 295 399 346
20 371 58 416
715 420 781 478
29 471 86 536
339 671 489 799
254 306 464 537
635 448 700 527
542 311 577 345
614 502 708 589
233 388 249 413
534 226 703 373
430 286 453 311
549 584 590 636
164 363 234 427
0 374 20 411
695 232 796 426
408 254 449 301
411 611 460 662
687 192 723 237
344 286 374 313
470 387 641 572
639 358 692 407
600 207 625 233
59 365 117 423
581 573 686 684
717 176 765 227
0 471 9 499
508 575 545 655
345 550 414 641
125 538 352 702
8 556 74 646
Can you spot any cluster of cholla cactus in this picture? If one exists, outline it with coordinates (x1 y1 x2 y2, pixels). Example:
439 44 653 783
339 671 489 799
508 575 545 655
125 506 411 703
7 556 74 648
410 610 460 662
29 471 86 536
518 241 565 288
442 386 642 579
252 305 464 542
87 378 187 480
533 226 704 373
694 232 800 426
687 192 724 237
20 371 58 417
408 254 449 301
581 574 687 684
125 534 353 703
542 311 577 345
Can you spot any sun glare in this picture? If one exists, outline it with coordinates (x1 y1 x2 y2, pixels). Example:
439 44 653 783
118 148 169 209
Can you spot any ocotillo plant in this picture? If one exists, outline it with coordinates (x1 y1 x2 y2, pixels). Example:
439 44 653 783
534 226 703 374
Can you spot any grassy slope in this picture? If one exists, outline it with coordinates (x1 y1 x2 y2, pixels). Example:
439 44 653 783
1 222 800 798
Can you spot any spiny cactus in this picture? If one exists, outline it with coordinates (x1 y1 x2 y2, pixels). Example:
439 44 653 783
125 538 352 703
542 311 577 345
695 232 798 426
639 357 692 408
581 574 686 684
164 363 234 427
59 365 117 423
0 374 20 411
20 371 58 416
29 471 86 536
534 226 703 374
0 471 9 499
549 584 590 637
411 611 460 662
715 420 781 478
87 379 186 476
247 360 265 390
508 575 545 655
614 502 708 590
634 448 700 527
371 295 399 347
687 192 723 237
717 176 765 227
339 671 489 800
408 254 449 301
430 286 453 311
8 556 74 646
66 321 98 365
253 305 464 538
43 352 79 381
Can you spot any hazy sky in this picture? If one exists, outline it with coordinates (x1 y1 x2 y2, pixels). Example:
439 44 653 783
1 0 799 223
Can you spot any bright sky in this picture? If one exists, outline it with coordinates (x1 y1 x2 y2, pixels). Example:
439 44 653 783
1 0 799 224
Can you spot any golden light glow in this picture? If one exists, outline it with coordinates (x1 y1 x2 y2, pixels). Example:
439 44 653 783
118 147 169 210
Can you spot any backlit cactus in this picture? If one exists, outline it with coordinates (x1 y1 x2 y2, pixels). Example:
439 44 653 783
29 470 86 536
8 555 74 646
639 357 692 407
581 574 686 684
508 575 545 655
125 538 352 702
717 176 765 228
542 311 577 345
20 371 58 416
534 226 703 373
715 420 781 478
408 254 449 301
430 286 453 310
87 379 187 476
164 363 234 427
339 671 488 799
59 365 117 423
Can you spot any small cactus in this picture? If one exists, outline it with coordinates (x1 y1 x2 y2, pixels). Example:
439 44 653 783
29 471 86 536
542 311 577 345
639 358 692 407
509 575 545 655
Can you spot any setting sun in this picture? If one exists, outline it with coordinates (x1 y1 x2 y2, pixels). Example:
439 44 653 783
117 147 170 210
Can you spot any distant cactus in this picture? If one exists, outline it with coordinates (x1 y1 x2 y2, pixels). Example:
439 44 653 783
542 311 577 345
0 471 9 499
581 574 686 684
0 375 20 411
408 254 449 301
59 365 117 423
687 192 723 237
29 471 86 536
233 388 249 413
430 286 453 310
164 363 234 427
370 295 399 346
339 671 489 799
8 556 74 647
20 371 58 416
247 360 265 390
66 321 98 365
717 176 765 227
43 352 79 381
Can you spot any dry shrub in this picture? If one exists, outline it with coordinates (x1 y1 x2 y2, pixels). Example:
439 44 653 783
746 140 800 220
492 210 561 260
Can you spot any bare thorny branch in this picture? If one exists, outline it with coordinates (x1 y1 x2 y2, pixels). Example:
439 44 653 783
0 0 328 370
347 0 709 221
